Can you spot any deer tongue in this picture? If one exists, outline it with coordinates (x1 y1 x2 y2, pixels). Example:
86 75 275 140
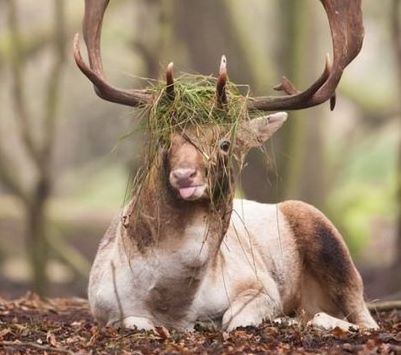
179 186 197 199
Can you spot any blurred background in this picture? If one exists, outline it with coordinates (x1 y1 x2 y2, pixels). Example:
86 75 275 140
0 0 399 301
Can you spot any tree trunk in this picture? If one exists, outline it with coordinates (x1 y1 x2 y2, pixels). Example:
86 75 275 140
294 3 325 209
26 178 50 295
275 0 310 202
172 0 258 87
397 144 401 268
298 114 325 208
133 0 173 78
242 0 311 203
391 0 401 286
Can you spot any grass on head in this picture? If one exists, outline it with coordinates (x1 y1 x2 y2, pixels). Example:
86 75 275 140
125 73 253 217
145 73 250 145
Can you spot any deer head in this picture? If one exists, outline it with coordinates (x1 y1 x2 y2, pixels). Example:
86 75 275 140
73 0 364 210
165 106 287 203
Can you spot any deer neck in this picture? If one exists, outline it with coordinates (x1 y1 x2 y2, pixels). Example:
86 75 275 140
123 160 233 262
120 155 233 327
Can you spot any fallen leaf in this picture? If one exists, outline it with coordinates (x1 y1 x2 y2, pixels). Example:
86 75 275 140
0 328 11 338
46 331 57 347
154 326 170 339
331 326 347 337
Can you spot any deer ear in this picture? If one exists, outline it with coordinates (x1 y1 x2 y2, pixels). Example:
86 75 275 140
246 112 287 147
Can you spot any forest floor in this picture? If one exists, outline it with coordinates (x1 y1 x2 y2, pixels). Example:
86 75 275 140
1 294 401 354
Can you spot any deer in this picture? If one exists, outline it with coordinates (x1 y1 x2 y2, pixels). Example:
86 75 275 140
73 0 378 332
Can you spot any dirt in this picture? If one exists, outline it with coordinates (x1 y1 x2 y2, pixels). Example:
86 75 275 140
0 293 401 354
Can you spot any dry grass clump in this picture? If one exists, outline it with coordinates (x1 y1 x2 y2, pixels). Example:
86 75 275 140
128 74 250 202
145 73 249 145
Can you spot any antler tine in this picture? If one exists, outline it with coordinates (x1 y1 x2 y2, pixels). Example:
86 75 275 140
166 62 175 100
73 0 151 107
248 0 364 112
274 54 332 96
216 55 228 108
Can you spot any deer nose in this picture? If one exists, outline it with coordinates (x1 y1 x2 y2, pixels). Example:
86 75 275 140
171 168 196 184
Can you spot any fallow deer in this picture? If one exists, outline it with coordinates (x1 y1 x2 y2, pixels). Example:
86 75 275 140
74 0 378 331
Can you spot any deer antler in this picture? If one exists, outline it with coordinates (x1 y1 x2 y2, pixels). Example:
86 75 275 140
166 62 175 100
73 0 152 107
216 55 228 108
248 0 364 112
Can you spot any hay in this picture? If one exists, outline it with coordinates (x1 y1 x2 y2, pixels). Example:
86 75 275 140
126 73 252 218
146 74 249 142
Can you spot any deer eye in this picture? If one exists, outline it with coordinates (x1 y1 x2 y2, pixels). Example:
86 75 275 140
219 140 231 153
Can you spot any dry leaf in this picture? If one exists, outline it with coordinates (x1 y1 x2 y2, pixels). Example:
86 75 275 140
46 331 57 347
154 326 170 339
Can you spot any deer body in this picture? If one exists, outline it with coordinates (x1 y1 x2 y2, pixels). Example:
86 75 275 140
89 197 377 331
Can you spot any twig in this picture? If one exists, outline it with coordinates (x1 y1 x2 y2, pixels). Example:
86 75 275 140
111 261 125 324
46 224 90 278
0 149 29 204
1 341 73 354
368 300 401 312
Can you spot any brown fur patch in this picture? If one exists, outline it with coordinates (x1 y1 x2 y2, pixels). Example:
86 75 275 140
279 201 354 281
279 200 362 311
279 201 378 328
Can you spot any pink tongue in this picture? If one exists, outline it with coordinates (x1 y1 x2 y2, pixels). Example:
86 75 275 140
179 186 196 199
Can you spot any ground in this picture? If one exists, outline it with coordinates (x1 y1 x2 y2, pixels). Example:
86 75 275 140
0 294 400 354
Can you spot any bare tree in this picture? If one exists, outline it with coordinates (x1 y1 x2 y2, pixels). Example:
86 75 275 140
241 0 317 203
133 0 172 78
0 0 67 295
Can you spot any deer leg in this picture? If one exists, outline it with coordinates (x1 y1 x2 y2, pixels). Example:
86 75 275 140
222 287 281 331
299 270 378 330
303 239 379 330
303 237 379 330
340 287 378 330
281 201 378 330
